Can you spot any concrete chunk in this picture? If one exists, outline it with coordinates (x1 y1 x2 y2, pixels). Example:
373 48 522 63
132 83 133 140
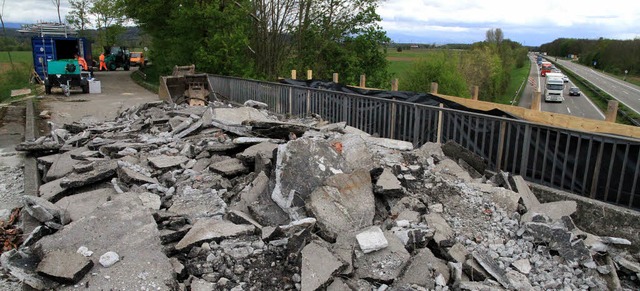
354 230 410 283
59 160 118 189
36 250 93 283
472 251 511 289
54 188 115 222
306 169 375 241
175 219 255 250
301 241 346 291
374 168 403 197
148 155 189 169
235 142 278 163
356 226 388 253
424 213 454 245
117 166 158 184
23 196 70 224
209 158 249 176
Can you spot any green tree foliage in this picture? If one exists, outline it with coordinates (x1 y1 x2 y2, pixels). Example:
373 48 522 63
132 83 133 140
66 0 92 36
90 0 127 47
123 0 253 77
401 50 469 97
290 0 390 87
122 0 388 85
540 38 640 76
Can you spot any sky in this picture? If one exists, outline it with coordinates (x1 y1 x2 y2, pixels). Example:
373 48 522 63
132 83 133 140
2 0 640 47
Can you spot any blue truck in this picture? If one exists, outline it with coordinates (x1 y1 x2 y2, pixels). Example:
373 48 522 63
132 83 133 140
30 35 93 95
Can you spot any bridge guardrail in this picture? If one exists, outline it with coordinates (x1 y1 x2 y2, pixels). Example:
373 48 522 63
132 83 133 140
208 74 640 210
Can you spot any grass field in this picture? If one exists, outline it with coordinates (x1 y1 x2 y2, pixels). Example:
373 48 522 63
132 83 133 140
0 51 36 103
387 48 528 105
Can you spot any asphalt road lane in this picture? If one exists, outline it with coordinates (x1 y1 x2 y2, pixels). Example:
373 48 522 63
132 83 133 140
556 59 640 115
520 54 604 120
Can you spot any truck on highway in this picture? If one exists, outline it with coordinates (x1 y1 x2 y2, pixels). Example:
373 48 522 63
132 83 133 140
540 61 553 77
544 72 565 102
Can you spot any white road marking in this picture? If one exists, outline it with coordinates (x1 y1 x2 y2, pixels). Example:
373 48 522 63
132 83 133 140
567 107 571 114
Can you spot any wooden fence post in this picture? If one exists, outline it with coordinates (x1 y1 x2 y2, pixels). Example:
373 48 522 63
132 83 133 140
291 70 296 80
333 73 339 83
436 103 444 144
605 100 619 122
496 121 507 171
430 82 438 94
359 75 366 88
391 79 399 91
472 86 479 100
307 70 313 80
531 90 541 111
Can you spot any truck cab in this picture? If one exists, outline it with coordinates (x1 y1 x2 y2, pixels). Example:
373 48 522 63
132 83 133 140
544 73 565 102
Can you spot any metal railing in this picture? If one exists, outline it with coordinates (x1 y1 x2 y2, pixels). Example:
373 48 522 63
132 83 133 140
209 75 640 210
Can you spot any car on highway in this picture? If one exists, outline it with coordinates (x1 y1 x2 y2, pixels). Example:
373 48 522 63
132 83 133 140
569 87 581 96
562 75 569 82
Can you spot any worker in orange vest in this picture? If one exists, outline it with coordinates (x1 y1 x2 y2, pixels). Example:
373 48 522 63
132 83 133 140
99 53 107 71
75 54 88 71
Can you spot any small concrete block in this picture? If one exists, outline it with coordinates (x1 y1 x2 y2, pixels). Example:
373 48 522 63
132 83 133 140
356 226 389 254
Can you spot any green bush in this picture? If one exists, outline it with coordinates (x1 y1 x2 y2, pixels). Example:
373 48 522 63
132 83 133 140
0 65 32 103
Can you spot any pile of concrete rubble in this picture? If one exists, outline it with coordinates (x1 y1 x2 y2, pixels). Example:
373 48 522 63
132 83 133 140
2 100 639 290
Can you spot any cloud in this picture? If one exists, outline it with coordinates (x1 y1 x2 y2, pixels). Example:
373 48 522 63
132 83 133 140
378 0 640 45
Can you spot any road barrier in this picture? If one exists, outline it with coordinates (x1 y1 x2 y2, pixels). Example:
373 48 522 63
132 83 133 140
209 74 640 210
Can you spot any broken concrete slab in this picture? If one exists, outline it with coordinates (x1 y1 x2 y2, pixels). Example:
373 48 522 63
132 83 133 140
487 187 520 214
424 213 454 245
472 251 511 289
374 168 403 197
513 175 539 211
54 188 116 222
301 241 346 291
0 249 59 290
431 159 473 182
441 140 487 175
306 169 375 241
36 193 175 290
175 219 256 250
245 120 311 139
230 171 269 214
212 107 272 125
44 147 88 182
522 200 577 223
59 160 118 189
226 210 263 230
335 133 377 170
354 230 410 283
36 250 93 283
117 166 158 185
209 158 249 177
235 142 278 163
148 154 189 169
23 195 70 224
169 187 227 220
138 192 162 210
356 226 388 253
271 138 351 213
525 222 591 264
38 178 68 203
396 248 448 289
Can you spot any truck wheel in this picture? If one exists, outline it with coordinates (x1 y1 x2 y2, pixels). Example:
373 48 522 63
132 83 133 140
108 62 117 71
82 84 89 93
45 85 52 94
124 64 130 71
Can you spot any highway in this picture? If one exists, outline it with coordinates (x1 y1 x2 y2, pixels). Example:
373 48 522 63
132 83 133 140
556 59 640 115
519 54 605 120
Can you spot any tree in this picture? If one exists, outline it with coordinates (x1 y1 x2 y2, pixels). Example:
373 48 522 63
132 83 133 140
402 50 469 97
66 0 92 35
51 0 62 23
90 0 127 47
